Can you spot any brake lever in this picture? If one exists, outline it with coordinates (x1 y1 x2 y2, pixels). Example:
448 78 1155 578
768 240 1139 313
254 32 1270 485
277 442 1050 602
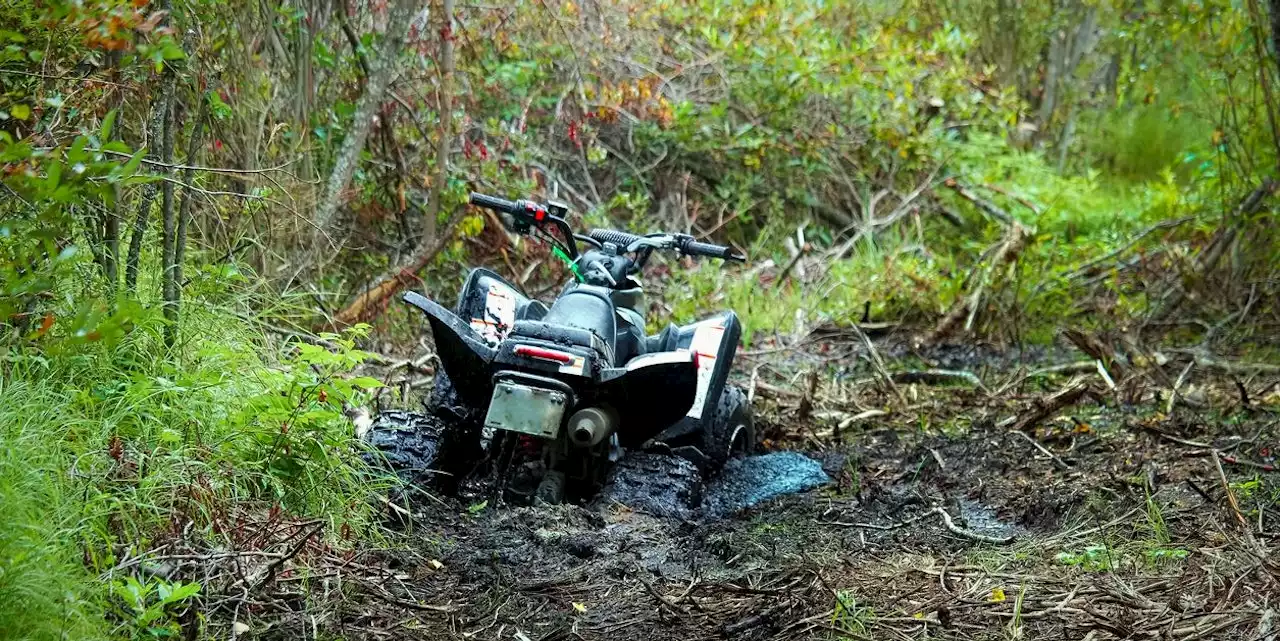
625 235 675 254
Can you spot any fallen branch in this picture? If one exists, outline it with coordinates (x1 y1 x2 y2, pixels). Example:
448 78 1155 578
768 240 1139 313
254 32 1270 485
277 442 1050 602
828 506 1015 544
995 360 1097 395
813 409 889 441
850 323 905 403
932 506 1015 544
1169 348 1280 376
753 381 804 399
918 220 1032 345
1219 454 1278 472
329 215 463 327
891 369 985 389
1211 451 1252 533
943 178 1016 227
1059 216 1193 283
1008 430 1071 470
1062 329 1132 381
1006 380 1091 433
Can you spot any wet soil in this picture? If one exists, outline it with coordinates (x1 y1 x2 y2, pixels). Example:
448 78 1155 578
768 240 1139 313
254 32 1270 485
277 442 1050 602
246 340 1280 641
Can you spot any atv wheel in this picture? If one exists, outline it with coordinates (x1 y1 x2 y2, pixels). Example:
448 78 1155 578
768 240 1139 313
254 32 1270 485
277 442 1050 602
593 452 703 519
534 470 566 506
363 410 449 487
701 385 755 471
365 409 482 495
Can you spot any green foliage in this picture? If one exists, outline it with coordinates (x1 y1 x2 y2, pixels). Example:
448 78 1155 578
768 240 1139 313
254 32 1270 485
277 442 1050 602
0 295 386 637
111 577 201 639
1054 544 1115 571
831 589 875 636
231 328 385 515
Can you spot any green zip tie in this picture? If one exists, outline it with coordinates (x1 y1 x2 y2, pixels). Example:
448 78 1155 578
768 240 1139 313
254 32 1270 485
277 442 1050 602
552 246 583 281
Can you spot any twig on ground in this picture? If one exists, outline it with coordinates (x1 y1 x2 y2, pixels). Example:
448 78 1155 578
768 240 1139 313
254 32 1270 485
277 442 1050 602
931 507 1015 544
1167 361 1196 414
796 370 820 421
892 369 985 389
1004 380 1091 433
1008 430 1071 470
1219 454 1278 472
849 323 905 403
1211 451 1252 533
943 178 1016 227
928 447 947 471
1169 348 1280 376
995 360 1097 395
1063 330 1131 382
824 510 933 531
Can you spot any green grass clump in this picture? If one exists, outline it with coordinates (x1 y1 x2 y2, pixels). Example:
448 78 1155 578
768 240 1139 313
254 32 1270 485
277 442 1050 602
0 297 388 640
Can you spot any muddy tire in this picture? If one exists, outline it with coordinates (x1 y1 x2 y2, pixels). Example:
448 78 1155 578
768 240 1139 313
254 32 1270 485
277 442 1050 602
594 452 703 519
535 470 566 506
701 385 755 471
363 410 450 487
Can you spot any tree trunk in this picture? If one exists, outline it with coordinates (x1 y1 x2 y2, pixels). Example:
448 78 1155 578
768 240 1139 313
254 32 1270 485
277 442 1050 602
1037 11 1064 136
159 93 178 347
1271 0 1280 76
295 0 316 181
312 0 419 236
1056 102 1078 173
167 93 211 348
125 66 176 293
995 0 1018 90
104 201 119 293
422 0 455 245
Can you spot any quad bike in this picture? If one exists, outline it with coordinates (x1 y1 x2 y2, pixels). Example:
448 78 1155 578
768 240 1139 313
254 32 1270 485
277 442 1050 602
367 192 755 506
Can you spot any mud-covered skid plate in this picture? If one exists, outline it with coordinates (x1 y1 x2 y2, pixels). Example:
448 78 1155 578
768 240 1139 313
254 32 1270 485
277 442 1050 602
484 381 568 438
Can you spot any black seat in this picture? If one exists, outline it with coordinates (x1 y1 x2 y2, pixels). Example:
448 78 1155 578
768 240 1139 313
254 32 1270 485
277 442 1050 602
510 286 617 361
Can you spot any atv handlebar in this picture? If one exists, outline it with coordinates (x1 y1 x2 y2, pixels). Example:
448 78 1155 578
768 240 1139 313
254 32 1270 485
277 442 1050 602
469 191 745 263
469 192 519 214
588 229 744 262
679 236 746 262
587 228 642 249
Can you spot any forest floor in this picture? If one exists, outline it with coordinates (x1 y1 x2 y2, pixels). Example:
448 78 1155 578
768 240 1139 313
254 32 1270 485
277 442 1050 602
197 334 1280 641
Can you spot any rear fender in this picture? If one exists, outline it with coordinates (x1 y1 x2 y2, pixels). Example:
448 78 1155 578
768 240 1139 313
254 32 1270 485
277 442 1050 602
456 268 546 345
599 352 697 448
655 311 743 442
403 291 496 408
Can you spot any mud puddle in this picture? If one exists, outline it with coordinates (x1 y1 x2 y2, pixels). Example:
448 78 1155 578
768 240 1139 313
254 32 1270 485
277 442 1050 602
597 450 832 520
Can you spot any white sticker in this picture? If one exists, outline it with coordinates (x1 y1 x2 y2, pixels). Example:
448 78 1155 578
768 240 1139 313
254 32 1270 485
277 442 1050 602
559 354 586 376
684 323 725 418
471 283 518 345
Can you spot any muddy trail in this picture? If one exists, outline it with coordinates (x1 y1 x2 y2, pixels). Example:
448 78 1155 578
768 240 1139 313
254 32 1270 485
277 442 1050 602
209 338 1279 641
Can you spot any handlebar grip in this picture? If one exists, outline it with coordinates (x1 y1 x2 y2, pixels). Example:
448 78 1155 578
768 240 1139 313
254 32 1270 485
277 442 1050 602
682 238 745 262
469 192 518 214
589 228 644 248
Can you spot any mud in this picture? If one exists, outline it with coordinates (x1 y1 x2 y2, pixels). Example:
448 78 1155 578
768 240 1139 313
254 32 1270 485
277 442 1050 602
701 451 830 517
276 341 1280 641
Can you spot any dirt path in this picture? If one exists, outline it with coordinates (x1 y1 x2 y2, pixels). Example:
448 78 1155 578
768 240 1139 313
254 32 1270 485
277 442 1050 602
217 342 1280 640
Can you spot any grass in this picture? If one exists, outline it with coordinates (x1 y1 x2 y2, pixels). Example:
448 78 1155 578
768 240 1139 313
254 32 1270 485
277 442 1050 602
832 589 875 637
0 285 389 640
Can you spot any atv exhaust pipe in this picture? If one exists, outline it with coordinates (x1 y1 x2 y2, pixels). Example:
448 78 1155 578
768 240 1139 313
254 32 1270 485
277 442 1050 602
567 406 618 448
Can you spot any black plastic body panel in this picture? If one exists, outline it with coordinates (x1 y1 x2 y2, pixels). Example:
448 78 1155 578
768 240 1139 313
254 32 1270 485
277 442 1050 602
655 311 743 443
